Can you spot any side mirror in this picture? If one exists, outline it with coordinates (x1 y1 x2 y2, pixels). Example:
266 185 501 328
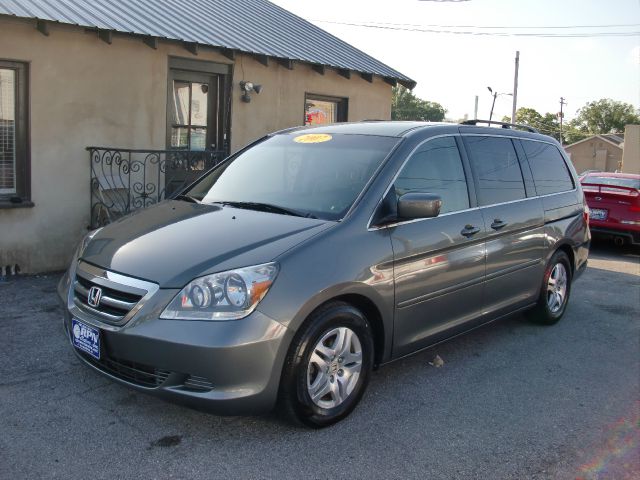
397 192 442 220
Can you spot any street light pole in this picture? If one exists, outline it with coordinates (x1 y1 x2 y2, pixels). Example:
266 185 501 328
488 87 497 122
487 86 513 122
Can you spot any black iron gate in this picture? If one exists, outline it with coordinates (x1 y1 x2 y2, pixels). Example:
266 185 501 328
89 147 226 228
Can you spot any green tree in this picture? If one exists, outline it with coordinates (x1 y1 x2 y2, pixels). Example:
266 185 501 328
392 86 446 121
568 98 640 141
502 107 562 142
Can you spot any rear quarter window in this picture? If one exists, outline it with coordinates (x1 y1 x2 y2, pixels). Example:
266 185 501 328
464 136 526 206
521 140 574 196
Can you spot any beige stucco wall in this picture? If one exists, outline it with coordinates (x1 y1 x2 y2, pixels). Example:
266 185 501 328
621 125 639 174
0 18 391 273
565 138 622 174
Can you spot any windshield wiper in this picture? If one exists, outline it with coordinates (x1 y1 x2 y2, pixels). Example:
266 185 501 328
217 201 316 218
173 194 200 204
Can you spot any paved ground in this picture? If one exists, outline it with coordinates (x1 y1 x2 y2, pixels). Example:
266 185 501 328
1 240 638 480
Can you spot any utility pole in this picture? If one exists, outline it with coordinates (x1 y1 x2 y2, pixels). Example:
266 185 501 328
474 95 479 119
559 97 567 146
511 51 519 124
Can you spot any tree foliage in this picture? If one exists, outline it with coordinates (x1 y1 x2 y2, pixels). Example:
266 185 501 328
502 108 562 142
568 99 640 140
502 99 640 145
392 86 446 122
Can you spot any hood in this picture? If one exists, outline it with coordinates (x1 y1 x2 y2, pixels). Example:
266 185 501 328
81 200 331 287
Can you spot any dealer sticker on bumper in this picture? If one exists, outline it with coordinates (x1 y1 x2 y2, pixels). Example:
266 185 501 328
71 319 100 360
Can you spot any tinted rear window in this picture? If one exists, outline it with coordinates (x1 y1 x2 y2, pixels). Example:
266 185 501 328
521 140 574 195
465 136 526 206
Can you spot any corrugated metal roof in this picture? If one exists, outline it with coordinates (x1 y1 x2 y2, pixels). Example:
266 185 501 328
0 0 416 88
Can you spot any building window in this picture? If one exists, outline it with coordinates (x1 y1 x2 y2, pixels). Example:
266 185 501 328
304 94 347 126
0 60 29 203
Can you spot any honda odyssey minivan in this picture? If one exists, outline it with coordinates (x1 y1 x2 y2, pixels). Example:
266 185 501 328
58 120 590 427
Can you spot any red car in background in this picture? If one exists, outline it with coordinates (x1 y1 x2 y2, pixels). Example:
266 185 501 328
580 172 640 246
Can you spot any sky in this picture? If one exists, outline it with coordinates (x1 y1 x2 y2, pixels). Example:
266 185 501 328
270 0 640 123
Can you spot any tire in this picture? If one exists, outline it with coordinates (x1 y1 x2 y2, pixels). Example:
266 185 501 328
279 301 374 428
527 250 572 325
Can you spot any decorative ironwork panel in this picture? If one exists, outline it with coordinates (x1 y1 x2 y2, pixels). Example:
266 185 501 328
89 147 226 228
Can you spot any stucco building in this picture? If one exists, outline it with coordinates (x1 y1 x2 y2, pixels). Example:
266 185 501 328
564 125 640 175
0 0 414 274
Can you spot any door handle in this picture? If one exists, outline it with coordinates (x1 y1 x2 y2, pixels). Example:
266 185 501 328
490 219 508 230
461 225 481 238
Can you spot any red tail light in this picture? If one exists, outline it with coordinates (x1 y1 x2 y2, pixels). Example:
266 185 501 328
583 197 590 223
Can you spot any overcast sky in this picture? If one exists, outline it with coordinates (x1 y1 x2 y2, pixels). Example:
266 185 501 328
271 0 640 122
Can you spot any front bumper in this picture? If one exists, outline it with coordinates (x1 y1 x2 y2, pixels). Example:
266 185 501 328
57 270 294 415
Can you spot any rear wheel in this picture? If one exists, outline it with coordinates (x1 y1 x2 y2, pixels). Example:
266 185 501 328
279 301 374 428
527 250 572 325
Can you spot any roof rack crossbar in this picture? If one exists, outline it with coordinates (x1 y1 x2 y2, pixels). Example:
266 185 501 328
460 119 539 134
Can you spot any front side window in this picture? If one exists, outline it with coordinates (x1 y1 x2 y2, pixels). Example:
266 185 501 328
190 133 399 220
394 136 469 214
0 60 28 202
521 140 574 195
465 136 526 206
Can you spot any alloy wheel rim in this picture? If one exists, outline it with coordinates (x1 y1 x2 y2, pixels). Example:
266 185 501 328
306 327 363 409
546 263 568 314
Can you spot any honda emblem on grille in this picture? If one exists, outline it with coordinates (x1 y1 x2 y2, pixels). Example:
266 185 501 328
87 286 103 308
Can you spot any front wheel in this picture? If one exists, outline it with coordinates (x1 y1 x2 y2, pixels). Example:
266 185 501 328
527 250 572 325
279 301 374 428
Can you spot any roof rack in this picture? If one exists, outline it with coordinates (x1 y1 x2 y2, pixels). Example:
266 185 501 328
460 119 539 134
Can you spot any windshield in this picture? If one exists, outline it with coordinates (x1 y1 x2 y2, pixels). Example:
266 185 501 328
583 176 640 190
187 133 400 220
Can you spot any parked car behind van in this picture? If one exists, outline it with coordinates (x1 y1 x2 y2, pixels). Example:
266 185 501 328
580 172 640 246
58 121 590 427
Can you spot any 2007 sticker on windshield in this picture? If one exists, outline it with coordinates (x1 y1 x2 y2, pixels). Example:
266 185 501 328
293 134 333 144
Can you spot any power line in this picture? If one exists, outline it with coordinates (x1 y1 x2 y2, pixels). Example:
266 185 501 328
312 20 640 37
327 20 640 30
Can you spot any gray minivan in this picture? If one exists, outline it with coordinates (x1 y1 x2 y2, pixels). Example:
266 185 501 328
58 121 590 427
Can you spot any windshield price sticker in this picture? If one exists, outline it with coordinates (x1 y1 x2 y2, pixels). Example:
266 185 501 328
293 134 333 144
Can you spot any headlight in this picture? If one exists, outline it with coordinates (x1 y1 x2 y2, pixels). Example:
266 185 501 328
77 228 103 257
160 263 279 320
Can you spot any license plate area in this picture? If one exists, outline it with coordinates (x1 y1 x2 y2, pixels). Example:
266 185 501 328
590 208 608 221
71 318 101 360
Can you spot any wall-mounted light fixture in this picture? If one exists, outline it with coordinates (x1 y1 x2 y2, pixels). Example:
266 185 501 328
240 81 263 103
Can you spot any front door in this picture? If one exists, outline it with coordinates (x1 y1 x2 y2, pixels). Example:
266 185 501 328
390 136 487 357
166 62 229 196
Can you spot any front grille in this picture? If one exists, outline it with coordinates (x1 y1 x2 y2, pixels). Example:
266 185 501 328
183 375 214 392
72 262 154 325
79 350 170 388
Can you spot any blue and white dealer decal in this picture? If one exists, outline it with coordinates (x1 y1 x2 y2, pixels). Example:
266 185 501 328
71 319 100 360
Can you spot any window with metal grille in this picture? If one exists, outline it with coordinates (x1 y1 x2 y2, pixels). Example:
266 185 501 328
0 60 29 204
